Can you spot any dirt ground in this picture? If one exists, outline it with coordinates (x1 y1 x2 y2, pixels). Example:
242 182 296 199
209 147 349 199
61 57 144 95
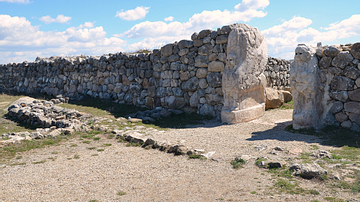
1 109 360 202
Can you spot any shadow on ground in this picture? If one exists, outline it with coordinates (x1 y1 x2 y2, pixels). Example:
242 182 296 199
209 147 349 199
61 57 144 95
248 121 360 148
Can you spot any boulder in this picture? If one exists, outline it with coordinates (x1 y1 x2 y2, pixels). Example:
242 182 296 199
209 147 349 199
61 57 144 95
290 163 328 179
265 88 284 109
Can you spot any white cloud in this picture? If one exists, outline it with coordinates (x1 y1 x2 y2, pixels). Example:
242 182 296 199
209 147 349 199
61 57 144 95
122 0 269 41
0 0 30 3
116 6 150 21
0 14 126 64
164 16 174 22
262 14 360 59
234 0 269 11
40 15 71 24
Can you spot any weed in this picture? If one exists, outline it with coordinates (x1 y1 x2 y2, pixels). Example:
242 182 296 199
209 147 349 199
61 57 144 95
103 143 112 147
88 147 96 150
117 191 126 196
15 156 22 159
51 151 58 154
82 140 91 144
267 167 293 179
32 160 46 164
10 162 26 166
70 144 78 147
125 143 141 147
324 197 345 202
279 100 294 110
93 137 100 141
81 134 95 139
250 191 256 194
107 134 115 139
91 154 99 156
255 158 267 166
231 158 246 169
73 154 80 159
309 145 319 150
97 149 104 152
89 200 98 202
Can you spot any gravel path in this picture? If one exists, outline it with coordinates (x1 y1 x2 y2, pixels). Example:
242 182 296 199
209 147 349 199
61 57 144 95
1 109 358 201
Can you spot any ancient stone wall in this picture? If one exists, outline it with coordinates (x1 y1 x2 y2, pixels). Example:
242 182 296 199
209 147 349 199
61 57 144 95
291 43 360 131
0 23 290 118
265 57 291 90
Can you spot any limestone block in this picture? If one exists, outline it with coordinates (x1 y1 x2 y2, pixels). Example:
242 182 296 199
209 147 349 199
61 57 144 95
208 61 224 72
324 46 340 58
343 66 360 80
196 68 208 79
198 44 213 55
335 112 348 123
350 42 360 59
265 88 284 109
349 113 360 126
177 40 193 49
332 51 354 69
182 77 199 92
349 89 360 101
331 76 354 91
356 78 360 87
209 53 217 61
180 72 189 81
329 91 348 102
207 72 222 88
161 44 173 57
221 24 268 123
193 39 203 47
178 49 189 57
195 55 208 67
189 91 198 107
216 35 228 44
280 90 292 103
290 44 321 129
344 102 360 114
319 56 332 69
329 101 344 114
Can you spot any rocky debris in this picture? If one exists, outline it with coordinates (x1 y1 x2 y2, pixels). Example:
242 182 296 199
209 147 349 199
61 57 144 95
311 150 332 159
268 161 285 169
270 146 286 155
255 144 268 152
290 163 328 179
126 107 185 123
2 97 92 144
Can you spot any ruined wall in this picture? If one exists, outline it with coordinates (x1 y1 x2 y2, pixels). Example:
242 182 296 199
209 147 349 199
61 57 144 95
265 57 291 90
0 23 291 118
291 43 360 131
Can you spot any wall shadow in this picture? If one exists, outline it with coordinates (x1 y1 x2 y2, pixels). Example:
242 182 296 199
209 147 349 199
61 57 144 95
247 121 360 148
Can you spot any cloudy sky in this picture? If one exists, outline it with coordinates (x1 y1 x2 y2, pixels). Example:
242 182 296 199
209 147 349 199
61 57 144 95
0 0 359 64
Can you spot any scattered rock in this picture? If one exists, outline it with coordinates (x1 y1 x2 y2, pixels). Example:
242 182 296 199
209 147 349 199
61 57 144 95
290 163 328 179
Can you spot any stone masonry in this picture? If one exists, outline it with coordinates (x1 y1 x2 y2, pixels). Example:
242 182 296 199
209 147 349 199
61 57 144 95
0 23 291 119
291 42 360 131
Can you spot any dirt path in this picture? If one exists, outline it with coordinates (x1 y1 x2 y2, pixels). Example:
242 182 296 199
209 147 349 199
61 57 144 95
1 109 359 202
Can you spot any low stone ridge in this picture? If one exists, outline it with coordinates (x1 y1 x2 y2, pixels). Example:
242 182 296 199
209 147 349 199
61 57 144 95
2 96 92 142
291 42 360 131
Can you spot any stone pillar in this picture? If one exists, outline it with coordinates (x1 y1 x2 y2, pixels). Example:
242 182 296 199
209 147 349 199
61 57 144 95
221 24 268 123
290 44 322 129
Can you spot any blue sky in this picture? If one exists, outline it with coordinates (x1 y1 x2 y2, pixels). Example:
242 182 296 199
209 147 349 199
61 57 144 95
0 0 359 64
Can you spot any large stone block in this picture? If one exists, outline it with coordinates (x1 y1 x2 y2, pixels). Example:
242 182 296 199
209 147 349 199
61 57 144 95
265 88 284 109
349 89 360 102
221 24 268 123
350 42 360 59
331 76 354 91
332 51 354 69
290 44 321 129
208 61 224 72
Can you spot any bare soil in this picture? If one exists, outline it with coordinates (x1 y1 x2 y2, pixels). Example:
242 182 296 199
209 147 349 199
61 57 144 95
1 109 359 202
